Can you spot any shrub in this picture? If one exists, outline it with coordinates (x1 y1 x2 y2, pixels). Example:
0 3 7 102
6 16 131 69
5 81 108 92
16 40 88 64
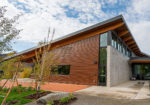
60 97 69 103
20 67 32 78
47 101 54 105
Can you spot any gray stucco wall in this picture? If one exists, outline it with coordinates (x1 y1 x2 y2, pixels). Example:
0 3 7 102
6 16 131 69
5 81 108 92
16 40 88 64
107 46 131 87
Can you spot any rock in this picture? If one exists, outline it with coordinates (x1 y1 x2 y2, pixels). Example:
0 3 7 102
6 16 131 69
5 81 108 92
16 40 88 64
36 99 47 105
36 92 69 104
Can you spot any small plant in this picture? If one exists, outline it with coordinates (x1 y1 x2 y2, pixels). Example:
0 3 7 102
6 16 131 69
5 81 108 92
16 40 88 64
60 97 69 103
68 94 74 100
3 88 9 92
20 87 26 92
33 88 36 91
18 84 22 88
11 87 18 92
47 101 54 105
0 86 2 90
27 87 33 91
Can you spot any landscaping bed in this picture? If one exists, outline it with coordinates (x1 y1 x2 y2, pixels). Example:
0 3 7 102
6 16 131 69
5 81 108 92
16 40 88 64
51 97 77 105
0 86 50 105
25 91 52 99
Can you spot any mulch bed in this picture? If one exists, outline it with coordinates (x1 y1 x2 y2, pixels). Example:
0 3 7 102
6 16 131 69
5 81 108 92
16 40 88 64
24 91 52 99
6 100 18 105
53 97 77 105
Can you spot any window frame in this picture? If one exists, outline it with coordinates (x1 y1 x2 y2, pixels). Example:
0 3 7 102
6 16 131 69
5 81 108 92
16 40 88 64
51 65 71 76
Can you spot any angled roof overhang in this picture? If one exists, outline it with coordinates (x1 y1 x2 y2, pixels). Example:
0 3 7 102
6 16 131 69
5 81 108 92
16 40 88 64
1 15 149 63
130 57 150 63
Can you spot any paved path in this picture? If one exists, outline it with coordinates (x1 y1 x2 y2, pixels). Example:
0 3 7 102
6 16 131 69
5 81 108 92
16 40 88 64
0 79 88 92
75 81 150 99
70 94 150 105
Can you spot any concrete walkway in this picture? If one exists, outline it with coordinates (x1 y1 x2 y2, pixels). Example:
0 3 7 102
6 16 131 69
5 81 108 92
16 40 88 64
70 94 150 105
75 81 150 99
0 78 89 92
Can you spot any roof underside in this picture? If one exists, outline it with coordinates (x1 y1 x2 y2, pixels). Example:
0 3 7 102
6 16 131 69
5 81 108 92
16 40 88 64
2 15 149 63
130 57 150 63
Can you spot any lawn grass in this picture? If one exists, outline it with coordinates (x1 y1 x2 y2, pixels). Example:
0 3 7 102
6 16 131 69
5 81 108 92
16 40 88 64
0 87 37 105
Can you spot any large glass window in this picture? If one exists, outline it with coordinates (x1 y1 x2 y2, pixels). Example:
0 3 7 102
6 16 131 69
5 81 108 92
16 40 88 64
99 48 107 85
99 33 107 86
100 33 107 47
51 65 70 75
100 48 107 65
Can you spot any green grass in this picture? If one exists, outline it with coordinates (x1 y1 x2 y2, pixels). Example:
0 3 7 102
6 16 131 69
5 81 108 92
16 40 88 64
0 87 37 105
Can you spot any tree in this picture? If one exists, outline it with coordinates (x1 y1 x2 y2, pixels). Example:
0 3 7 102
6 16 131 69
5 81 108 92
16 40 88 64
0 6 21 54
33 28 57 98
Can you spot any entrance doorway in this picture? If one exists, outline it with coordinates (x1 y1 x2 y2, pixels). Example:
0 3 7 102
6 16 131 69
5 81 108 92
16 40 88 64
132 64 150 80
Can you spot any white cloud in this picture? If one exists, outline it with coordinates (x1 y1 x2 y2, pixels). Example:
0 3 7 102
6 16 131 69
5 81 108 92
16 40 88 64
1 0 150 54
123 0 150 54
131 0 150 16
128 21 150 54
1 0 107 43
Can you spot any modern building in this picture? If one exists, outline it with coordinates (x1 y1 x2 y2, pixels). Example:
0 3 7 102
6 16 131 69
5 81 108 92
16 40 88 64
2 15 150 87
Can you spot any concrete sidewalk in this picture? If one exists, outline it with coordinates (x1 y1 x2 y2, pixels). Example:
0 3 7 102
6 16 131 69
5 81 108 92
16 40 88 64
70 94 150 105
75 81 150 99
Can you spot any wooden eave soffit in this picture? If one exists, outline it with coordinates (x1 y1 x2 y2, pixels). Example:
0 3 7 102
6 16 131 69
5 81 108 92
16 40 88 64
118 30 128 37
122 36 132 42
130 44 137 48
126 40 135 45
132 48 139 51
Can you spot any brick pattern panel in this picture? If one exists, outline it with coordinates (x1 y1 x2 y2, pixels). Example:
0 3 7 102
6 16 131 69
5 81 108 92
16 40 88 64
48 35 99 85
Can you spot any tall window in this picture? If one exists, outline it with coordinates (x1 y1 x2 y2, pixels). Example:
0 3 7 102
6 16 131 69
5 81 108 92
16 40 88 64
111 34 117 49
99 33 107 86
118 40 122 52
123 45 126 55
51 65 70 75
100 33 107 47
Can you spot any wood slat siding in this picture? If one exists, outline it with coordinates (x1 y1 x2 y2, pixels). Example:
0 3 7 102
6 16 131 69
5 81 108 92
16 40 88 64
48 35 99 85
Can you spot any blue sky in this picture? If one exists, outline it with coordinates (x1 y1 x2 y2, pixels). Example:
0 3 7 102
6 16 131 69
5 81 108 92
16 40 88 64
1 0 150 54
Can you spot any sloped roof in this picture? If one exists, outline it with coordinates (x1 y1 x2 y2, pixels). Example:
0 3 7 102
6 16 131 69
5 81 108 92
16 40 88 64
2 15 149 62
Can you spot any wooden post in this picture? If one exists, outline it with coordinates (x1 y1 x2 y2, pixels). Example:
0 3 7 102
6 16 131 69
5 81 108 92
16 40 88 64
1 79 9 90
15 76 21 96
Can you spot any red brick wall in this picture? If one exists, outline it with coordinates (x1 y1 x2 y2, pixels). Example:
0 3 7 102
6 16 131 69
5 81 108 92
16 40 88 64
49 35 99 85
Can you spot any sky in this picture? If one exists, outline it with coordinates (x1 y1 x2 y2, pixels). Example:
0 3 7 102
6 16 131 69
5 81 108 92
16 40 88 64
0 0 150 54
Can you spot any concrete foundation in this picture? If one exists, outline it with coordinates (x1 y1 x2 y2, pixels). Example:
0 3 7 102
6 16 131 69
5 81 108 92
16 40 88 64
107 46 131 87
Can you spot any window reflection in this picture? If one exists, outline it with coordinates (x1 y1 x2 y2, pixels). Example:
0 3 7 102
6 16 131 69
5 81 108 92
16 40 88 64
100 33 107 47
111 32 132 57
